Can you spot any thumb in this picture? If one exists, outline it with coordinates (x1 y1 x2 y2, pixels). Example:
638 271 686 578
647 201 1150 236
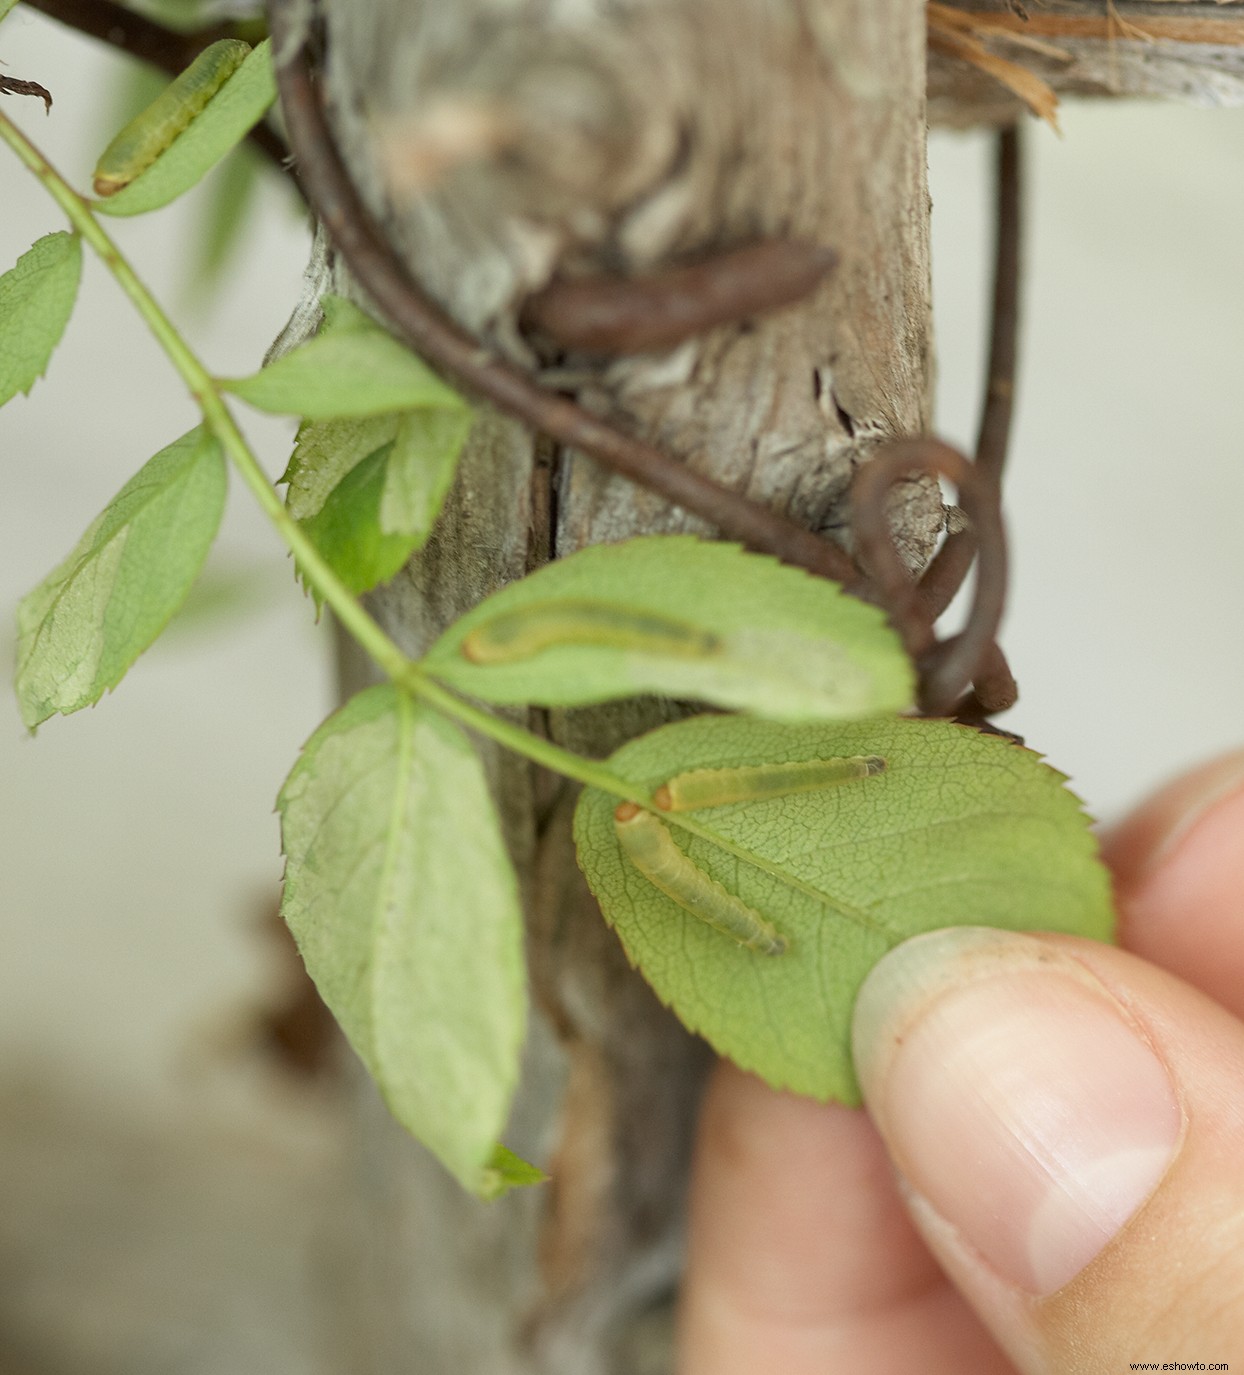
852 926 1244 1368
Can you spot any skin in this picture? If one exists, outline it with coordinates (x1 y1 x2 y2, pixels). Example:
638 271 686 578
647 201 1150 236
678 749 1244 1370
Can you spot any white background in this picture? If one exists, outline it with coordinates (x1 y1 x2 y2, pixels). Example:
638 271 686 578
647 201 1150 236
0 7 1241 1368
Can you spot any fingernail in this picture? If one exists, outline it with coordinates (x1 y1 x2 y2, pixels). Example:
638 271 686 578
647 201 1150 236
852 928 1184 1296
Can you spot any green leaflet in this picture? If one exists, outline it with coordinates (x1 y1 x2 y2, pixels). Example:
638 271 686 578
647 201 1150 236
278 685 529 1195
425 536 915 723
0 232 83 409
0 1 19 23
295 442 422 601
274 300 474 596
575 714 1115 1103
223 295 467 419
283 415 399 520
275 298 421 516
286 410 472 536
378 408 474 536
479 1144 548 1201
95 40 276 217
15 427 227 728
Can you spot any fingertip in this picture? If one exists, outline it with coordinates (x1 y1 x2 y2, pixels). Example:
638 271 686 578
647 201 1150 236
853 927 1183 1297
1101 748 1244 1019
851 926 1244 1361
1100 747 1244 890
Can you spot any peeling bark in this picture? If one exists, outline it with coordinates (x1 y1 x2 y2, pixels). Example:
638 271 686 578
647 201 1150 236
293 2 935 1369
930 1 1244 125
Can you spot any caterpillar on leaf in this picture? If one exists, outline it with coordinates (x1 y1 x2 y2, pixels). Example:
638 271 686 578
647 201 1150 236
613 803 787 956
92 39 251 197
461 600 720 664
654 755 885 812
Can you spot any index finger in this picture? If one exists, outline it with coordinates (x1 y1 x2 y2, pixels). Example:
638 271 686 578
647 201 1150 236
676 1062 1012 1373
1102 748 1244 1019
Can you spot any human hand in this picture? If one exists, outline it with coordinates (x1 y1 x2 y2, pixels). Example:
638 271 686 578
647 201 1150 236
677 750 1244 1371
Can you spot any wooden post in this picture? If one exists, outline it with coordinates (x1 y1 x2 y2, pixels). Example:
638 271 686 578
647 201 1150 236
297 1 935 1369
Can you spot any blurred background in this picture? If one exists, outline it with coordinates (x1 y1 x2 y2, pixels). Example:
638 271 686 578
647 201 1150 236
1 5 1242 1370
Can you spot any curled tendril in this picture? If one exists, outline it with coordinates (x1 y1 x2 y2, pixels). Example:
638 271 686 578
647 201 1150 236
849 438 1014 717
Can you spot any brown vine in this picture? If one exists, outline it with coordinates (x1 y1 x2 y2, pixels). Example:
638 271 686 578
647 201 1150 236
257 0 1019 720
919 125 1020 623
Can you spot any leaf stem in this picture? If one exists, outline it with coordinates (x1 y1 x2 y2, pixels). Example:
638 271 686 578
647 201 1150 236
0 110 645 804
408 673 650 803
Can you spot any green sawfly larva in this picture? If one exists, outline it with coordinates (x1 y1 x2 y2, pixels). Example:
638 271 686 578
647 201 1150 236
654 755 885 812
613 803 787 956
461 600 720 665
92 39 251 197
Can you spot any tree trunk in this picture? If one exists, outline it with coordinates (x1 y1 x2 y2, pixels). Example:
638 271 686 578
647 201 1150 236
294 2 935 1370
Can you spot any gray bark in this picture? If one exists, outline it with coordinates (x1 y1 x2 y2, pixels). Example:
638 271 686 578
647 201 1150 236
298 2 934 1370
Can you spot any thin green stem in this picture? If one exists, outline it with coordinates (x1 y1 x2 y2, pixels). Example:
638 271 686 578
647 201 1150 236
0 109 644 804
409 673 651 803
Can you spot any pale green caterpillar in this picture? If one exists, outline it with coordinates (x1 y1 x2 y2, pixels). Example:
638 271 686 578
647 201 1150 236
92 39 252 197
654 755 885 812
461 600 720 665
613 803 787 956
